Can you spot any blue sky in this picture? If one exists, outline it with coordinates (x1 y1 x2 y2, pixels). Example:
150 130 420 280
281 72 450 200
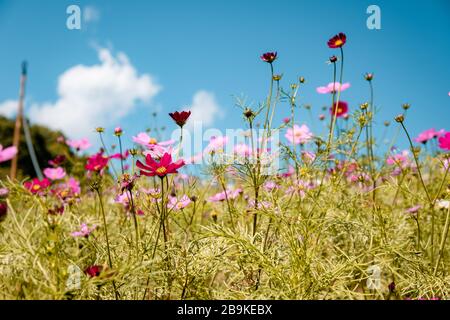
0 0 449 154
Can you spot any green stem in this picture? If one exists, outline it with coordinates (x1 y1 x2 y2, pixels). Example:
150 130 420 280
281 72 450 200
434 205 450 275
95 187 119 300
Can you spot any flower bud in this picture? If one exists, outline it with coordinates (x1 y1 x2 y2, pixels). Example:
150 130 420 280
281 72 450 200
395 114 405 123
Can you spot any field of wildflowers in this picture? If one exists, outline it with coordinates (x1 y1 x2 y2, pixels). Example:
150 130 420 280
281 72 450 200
1 32 450 300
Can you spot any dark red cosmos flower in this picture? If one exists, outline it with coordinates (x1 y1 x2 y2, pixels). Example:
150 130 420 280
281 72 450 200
85 152 109 172
330 101 348 118
85 265 103 277
0 202 7 222
327 33 347 48
24 178 51 194
48 155 66 167
169 111 191 127
260 52 277 63
169 111 191 128
136 152 185 178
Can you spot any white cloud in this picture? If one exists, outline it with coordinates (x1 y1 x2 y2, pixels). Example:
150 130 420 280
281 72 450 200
28 48 161 139
0 100 18 118
187 90 223 129
83 5 100 24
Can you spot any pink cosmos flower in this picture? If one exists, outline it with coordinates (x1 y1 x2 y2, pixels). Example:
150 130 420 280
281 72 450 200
66 138 91 151
0 188 9 198
438 132 450 151
67 177 81 195
316 82 351 94
185 152 204 165
264 181 279 192
247 199 272 210
0 145 17 163
414 128 445 144
286 180 315 199
167 195 192 211
115 191 131 210
285 124 313 145
133 132 174 148
51 177 81 200
114 127 123 135
280 165 295 178
301 151 316 164
234 143 251 157
209 188 242 202
43 167 66 180
205 136 228 153
71 223 97 238
386 150 410 168
406 205 422 215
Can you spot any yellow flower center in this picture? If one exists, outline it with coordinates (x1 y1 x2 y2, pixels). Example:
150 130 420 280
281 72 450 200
32 185 41 191
149 138 157 145
156 166 167 175
334 39 343 46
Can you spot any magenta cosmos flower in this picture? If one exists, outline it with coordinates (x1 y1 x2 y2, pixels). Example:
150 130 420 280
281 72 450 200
136 152 185 178
43 167 66 180
85 152 109 172
0 145 17 163
85 265 103 278
438 132 450 151
327 33 347 48
24 178 51 194
285 124 313 145
330 101 348 118
316 82 351 94
260 52 277 63
66 138 91 151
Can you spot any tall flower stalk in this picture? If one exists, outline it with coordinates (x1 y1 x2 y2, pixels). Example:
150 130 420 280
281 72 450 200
397 115 435 260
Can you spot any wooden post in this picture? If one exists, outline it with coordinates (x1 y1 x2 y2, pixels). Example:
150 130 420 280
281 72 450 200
9 61 27 180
